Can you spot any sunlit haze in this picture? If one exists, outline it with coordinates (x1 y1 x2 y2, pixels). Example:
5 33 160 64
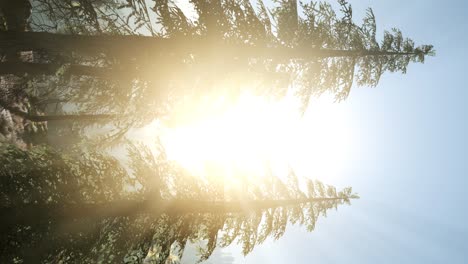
4 0 467 263
150 93 357 184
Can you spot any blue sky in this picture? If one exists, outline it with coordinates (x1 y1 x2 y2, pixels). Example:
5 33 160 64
215 0 468 263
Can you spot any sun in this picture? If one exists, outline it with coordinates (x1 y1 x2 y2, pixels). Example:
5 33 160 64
155 92 356 184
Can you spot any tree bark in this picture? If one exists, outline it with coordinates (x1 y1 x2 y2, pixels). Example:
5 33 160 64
0 31 417 60
0 31 195 56
0 197 350 228
0 61 180 81
25 114 117 122
0 62 117 78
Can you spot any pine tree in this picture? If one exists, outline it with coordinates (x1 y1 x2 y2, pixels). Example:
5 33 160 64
0 142 357 263
0 0 434 131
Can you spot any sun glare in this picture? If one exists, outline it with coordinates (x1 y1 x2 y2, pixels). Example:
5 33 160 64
156 92 356 184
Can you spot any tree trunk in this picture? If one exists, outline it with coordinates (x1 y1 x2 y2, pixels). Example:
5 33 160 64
25 114 117 122
0 32 417 60
0 61 181 81
0 62 117 78
0 197 349 228
0 31 195 56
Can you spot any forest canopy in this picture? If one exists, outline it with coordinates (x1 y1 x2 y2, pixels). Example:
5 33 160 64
0 0 432 263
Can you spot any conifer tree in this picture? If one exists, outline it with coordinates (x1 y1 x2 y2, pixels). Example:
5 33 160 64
0 142 357 263
0 0 434 135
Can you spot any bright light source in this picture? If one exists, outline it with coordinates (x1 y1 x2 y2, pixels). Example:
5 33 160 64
158 92 355 184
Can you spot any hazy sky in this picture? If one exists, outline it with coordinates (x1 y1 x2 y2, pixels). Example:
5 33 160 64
208 0 468 263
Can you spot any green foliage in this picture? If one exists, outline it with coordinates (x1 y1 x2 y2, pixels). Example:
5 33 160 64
18 0 434 137
0 1 415 263
0 142 152 262
0 142 357 263
30 0 127 34
0 142 135 206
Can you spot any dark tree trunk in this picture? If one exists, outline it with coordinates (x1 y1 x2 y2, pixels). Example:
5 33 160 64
0 62 179 81
0 197 349 228
0 62 116 78
25 114 117 122
0 31 193 56
0 32 418 60
0 0 31 32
